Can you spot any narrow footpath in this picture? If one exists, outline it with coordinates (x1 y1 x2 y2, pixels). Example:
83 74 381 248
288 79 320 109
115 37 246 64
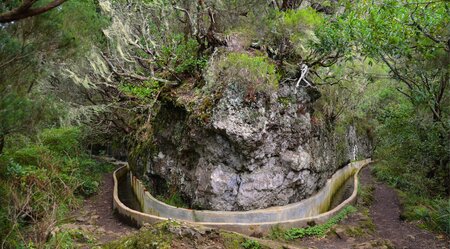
60 159 138 247
294 166 449 249
363 167 449 249
74 170 137 244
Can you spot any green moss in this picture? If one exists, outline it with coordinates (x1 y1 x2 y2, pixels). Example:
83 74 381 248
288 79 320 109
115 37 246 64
221 232 246 249
344 226 365 237
214 52 280 96
357 184 375 207
103 226 172 249
241 239 261 249
223 27 257 48
119 80 163 100
46 228 96 248
277 96 295 107
276 8 324 29
155 220 182 229
269 7 325 58
146 208 160 217
343 210 376 238
360 216 376 233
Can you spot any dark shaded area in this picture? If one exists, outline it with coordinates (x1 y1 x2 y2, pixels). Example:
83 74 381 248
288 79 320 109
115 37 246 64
147 173 169 198
118 172 142 212
329 175 354 210
90 144 128 161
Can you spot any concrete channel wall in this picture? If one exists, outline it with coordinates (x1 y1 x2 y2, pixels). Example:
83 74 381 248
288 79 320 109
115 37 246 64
113 159 372 235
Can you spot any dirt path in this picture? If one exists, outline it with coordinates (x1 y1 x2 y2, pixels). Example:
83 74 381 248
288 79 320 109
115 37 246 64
74 170 137 244
364 167 448 249
289 165 448 249
57 159 138 247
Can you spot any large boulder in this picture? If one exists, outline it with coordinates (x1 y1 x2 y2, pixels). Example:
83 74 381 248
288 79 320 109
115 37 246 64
129 77 372 211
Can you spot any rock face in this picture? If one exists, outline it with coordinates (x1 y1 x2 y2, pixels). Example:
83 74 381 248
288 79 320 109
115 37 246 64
130 80 372 211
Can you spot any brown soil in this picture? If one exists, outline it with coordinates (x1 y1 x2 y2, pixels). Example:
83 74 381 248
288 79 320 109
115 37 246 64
366 166 449 249
57 160 138 247
74 170 138 244
288 165 449 249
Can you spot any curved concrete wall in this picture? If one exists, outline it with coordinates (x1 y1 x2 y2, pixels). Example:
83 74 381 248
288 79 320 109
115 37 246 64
113 159 371 235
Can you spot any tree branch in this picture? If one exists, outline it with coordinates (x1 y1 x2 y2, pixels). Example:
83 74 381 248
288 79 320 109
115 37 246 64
0 0 67 23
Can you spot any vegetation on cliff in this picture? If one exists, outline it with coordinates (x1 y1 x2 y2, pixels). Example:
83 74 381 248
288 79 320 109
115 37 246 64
0 0 448 246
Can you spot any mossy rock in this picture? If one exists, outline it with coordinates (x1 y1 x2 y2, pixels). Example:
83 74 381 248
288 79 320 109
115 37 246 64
103 226 172 249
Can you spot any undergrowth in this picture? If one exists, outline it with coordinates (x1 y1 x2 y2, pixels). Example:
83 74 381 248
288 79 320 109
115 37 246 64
212 52 280 96
0 127 113 248
241 239 261 249
284 205 357 240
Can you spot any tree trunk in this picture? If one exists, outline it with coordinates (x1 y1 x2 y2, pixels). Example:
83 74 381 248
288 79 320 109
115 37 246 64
280 0 303 11
0 135 4 155
427 99 450 194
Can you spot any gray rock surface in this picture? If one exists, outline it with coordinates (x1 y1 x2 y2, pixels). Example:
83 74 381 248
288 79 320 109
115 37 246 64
130 80 372 211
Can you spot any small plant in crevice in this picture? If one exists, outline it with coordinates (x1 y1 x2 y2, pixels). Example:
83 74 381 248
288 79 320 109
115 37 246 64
155 191 189 209
284 205 357 240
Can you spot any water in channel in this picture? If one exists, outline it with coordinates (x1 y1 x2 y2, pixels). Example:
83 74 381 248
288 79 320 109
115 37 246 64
118 172 142 212
118 171 355 213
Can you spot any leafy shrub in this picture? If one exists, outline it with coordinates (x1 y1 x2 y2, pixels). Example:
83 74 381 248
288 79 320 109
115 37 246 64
7 145 53 167
39 127 81 156
269 7 325 58
77 178 100 197
0 92 35 140
374 99 449 196
284 205 357 240
275 7 324 31
241 239 261 249
0 127 113 247
0 181 13 245
160 34 207 75
373 163 450 233
398 192 450 234
119 79 164 100
216 52 279 94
